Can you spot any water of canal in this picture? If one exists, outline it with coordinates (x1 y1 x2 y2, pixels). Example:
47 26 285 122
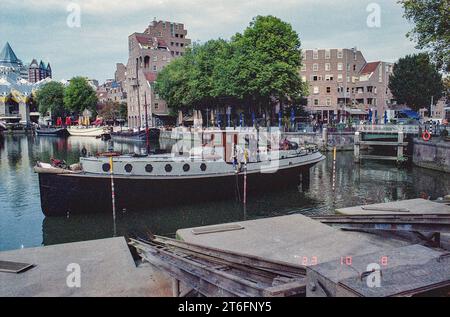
1 134 449 251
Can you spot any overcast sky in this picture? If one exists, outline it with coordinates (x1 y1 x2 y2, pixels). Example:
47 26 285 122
0 0 419 83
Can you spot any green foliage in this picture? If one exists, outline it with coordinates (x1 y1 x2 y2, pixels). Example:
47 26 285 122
389 53 444 111
155 15 307 113
118 102 127 119
400 0 450 72
98 101 121 121
35 81 66 117
63 77 98 114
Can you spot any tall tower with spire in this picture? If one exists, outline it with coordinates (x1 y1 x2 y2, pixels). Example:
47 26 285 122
0 42 24 73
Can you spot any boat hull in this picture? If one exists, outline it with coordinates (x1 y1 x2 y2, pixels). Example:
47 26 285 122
68 127 106 137
37 163 315 217
110 129 160 142
36 128 68 137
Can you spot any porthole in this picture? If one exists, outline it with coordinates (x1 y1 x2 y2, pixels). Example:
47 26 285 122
183 164 190 172
124 164 133 173
145 164 153 173
102 163 111 172
165 164 173 172
200 163 207 172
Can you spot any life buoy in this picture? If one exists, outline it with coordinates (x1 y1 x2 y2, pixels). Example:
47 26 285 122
422 130 431 141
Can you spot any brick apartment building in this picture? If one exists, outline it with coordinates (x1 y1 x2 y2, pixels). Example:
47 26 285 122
127 20 191 128
301 48 395 123
97 63 128 105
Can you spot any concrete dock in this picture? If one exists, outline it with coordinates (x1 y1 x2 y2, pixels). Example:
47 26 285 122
176 214 410 266
336 198 450 215
0 237 172 297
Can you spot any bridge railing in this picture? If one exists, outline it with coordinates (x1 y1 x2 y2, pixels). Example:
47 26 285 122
356 125 420 134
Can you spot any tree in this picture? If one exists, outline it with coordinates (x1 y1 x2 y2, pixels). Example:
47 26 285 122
98 101 120 121
156 16 307 118
400 0 450 72
389 53 444 111
64 77 98 114
118 102 128 119
232 15 307 112
35 81 66 117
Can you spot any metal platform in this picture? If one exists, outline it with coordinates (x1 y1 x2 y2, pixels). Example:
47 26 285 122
307 244 449 297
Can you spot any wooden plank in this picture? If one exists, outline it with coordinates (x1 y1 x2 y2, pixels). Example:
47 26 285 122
130 238 307 298
153 236 306 276
263 279 306 297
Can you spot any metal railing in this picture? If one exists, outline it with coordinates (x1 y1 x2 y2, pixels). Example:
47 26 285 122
356 124 420 134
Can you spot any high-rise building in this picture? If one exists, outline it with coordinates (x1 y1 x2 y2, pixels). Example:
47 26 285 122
28 59 52 83
301 48 395 123
126 20 191 128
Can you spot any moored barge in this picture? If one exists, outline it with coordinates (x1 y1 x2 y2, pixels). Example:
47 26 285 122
35 131 325 217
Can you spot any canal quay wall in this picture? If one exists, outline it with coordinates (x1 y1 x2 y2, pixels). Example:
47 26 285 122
413 138 450 173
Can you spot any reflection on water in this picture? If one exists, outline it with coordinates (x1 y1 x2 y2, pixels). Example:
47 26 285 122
0 134 449 251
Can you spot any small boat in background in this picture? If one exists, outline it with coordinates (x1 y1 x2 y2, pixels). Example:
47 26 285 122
67 126 108 137
35 127 68 137
111 128 160 142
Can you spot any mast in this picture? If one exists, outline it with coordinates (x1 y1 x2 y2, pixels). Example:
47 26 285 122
136 58 141 132
144 92 150 154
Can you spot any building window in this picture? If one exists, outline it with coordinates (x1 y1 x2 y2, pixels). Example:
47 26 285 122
325 50 331 59
314 99 319 106
153 65 157 71
313 63 319 71
313 50 318 59
313 86 319 94
180 35 184 39
337 49 343 59
155 103 159 109
347 76 351 83
326 87 331 93
325 74 334 81
301 76 307 82
325 63 331 71
326 98 332 106
337 74 343 82
337 63 343 71
301 64 306 71
153 56 158 62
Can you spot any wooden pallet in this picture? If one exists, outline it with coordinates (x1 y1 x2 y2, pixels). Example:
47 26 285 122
129 236 307 297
